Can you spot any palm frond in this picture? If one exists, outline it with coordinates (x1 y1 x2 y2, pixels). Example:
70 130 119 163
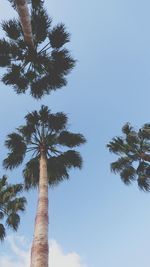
3 133 26 170
58 131 86 147
39 105 49 123
0 176 26 240
31 76 50 99
5 133 26 151
111 157 132 173
18 125 36 142
48 112 68 131
107 137 126 155
0 39 10 55
2 64 28 92
6 197 26 212
1 19 22 40
122 123 133 135
120 166 136 185
47 157 69 185
52 49 76 75
48 72 67 90
126 131 139 145
32 0 44 9
137 161 150 175
6 213 20 231
49 24 70 49
59 150 83 169
138 175 150 192
32 8 51 44
23 157 39 190
139 124 150 140
25 110 39 126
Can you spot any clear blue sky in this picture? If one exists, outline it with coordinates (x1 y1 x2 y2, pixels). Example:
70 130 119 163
1 0 150 266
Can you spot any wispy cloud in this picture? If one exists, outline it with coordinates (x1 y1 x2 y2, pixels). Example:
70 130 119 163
0 235 87 267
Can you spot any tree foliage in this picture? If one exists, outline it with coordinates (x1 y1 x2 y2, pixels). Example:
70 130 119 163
4 106 86 189
0 176 26 240
1 1 75 98
107 123 150 191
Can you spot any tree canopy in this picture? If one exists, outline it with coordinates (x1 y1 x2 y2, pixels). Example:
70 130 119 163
1 0 75 98
107 123 150 191
4 105 86 189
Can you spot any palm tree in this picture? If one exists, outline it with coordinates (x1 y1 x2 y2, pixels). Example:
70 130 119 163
107 122 150 191
0 175 26 241
8 0 34 49
0 1 75 98
3 105 86 267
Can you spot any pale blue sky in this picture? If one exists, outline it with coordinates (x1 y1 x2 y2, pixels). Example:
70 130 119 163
1 0 150 266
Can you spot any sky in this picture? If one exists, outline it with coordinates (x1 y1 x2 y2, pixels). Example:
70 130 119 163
1 0 150 266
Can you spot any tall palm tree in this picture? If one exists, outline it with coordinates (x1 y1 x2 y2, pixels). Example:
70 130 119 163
3 105 86 267
107 122 150 191
0 1 75 98
0 175 26 240
8 0 34 49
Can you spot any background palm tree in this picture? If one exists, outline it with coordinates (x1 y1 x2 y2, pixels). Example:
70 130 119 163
107 123 150 191
1 0 75 98
0 175 26 241
8 0 34 48
3 105 86 267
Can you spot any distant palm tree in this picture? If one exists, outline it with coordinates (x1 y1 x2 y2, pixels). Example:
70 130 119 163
1 1 75 98
0 175 26 240
107 123 150 191
3 105 86 267
8 0 34 48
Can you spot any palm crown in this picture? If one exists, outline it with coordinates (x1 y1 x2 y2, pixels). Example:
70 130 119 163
107 123 150 191
1 0 75 98
3 105 86 189
0 175 26 240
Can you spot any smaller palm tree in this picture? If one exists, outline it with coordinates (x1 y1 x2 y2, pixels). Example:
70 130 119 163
3 105 86 267
0 175 26 241
1 0 75 98
107 123 150 191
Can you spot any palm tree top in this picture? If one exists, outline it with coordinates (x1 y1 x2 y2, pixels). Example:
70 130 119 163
107 122 150 191
4 105 86 189
1 1 75 98
0 175 26 241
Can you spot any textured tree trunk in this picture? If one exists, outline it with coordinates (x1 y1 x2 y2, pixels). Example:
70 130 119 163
30 151 49 267
15 0 34 49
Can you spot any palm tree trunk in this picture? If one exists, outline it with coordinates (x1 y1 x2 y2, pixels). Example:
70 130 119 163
15 0 34 49
30 151 49 267
140 153 150 162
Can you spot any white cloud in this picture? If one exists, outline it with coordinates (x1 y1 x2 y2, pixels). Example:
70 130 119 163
0 235 87 267
50 240 87 267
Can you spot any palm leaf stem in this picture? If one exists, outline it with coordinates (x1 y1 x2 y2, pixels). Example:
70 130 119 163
38 42 50 54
